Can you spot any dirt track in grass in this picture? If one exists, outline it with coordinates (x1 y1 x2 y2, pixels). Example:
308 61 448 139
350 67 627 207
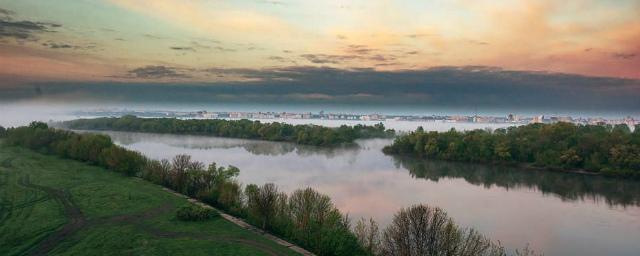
17 176 284 256
18 175 87 256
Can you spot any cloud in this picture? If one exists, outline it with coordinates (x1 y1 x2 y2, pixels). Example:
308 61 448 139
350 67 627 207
45 43 72 49
406 33 431 39
128 65 189 79
301 47 398 65
374 62 400 67
41 41 97 50
612 53 636 60
0 17 61 41
143 34 168 40
268 56 286 61
0 8 15 16
189 41 211 49
300 54 358 64
346 44 374 55
169 46 195 51
467 40 489 46
4 65 639 110
213 46 236 52
369 54 395 62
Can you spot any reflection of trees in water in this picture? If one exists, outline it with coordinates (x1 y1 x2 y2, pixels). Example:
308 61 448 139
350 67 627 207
243 142 359 158
392 156 640 207
95 130 360 158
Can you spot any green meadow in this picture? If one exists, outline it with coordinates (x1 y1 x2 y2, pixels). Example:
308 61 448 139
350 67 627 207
0 142 298 256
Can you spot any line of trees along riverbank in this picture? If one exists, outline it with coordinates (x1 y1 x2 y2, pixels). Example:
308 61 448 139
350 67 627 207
61 115 395 146
1 123 538 256
383 122 640 178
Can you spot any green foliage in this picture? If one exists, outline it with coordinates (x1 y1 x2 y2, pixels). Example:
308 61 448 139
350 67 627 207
0 125 6 137
176 204 219 221
380 204 542 256
4 125 146 176
384 122 640 178
63 116 395 146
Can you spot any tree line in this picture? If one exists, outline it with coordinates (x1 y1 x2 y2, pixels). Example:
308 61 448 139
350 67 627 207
61 115 395 146
1 123 538 256
383 122 640 178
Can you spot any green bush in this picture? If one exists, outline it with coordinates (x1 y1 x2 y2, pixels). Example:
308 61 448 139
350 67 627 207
176 204 219 221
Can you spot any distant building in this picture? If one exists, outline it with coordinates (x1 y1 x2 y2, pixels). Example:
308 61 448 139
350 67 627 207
531 115 544 124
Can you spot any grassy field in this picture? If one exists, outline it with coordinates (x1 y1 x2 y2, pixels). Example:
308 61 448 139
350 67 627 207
0 142 299 256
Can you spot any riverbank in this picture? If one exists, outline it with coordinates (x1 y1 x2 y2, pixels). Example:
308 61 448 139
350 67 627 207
0 143 300 255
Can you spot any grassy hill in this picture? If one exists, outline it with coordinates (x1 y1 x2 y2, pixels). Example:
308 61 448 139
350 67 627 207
0 142 299 256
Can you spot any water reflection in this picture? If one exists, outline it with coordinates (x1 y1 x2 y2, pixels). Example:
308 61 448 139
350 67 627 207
84 130 360 158
392 156 640 207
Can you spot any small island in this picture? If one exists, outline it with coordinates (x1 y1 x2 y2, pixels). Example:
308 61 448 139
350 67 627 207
62 115 395 146
383 122 640 178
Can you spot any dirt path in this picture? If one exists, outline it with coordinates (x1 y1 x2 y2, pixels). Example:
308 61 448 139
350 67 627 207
17 175 87 256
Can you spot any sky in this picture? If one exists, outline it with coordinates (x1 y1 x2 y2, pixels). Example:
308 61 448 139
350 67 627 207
1 0 639 84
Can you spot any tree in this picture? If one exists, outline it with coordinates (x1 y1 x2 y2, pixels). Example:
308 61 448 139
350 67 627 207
354 217 380 255
559 149 582 168
172 154 193 193
381 204 504 256
494 142 511 161
29 121 48 130
101 146 145 176
289 187 334 248
424 138 440 157
246 183 281 230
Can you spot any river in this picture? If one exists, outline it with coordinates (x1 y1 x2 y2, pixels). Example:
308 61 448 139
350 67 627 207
88 130 640 256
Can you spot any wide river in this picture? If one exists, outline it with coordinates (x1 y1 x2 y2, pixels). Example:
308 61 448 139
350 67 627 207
86 129 640 256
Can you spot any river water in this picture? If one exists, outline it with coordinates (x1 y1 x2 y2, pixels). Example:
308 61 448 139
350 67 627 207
90 130 640 256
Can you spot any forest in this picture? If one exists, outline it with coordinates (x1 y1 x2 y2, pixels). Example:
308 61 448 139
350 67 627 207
1 123 538 256
61 115 395 146
383 122 640 178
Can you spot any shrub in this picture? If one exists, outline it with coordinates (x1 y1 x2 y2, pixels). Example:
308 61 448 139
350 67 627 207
176 203 219 221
